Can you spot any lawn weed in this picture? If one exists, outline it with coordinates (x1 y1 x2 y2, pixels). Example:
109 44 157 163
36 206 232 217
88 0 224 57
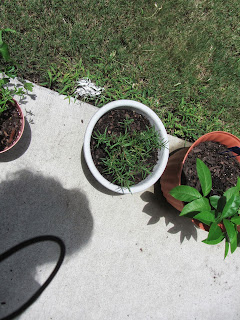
1 0 239 141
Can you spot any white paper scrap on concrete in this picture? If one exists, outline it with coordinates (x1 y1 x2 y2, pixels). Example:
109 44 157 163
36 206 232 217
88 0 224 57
75 78 104 98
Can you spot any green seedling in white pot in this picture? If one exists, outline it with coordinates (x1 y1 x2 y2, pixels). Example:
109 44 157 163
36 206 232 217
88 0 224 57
170 158 240 258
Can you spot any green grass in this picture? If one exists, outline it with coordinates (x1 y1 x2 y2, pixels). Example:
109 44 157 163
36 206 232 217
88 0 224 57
0 0 239 141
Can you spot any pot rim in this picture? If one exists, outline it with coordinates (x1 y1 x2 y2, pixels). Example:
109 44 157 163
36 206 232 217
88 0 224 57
182 131 240 167
84 99 169 194
0 99 25 154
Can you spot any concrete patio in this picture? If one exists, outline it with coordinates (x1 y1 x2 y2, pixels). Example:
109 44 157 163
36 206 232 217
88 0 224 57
0 82 240 320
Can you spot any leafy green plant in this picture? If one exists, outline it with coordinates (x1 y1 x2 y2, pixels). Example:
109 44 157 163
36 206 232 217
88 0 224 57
92 118 167 191
170 158 240 258
0 28 16 62
0 29 33 114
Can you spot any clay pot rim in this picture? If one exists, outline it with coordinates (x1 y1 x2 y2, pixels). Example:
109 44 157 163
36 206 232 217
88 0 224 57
181 131 240 173
0 99 25 154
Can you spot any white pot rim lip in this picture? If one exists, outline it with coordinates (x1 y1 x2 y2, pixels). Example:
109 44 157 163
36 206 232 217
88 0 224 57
84 99 169 194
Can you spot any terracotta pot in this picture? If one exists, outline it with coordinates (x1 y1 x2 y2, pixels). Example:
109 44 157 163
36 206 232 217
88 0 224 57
0 99 25 154
84 99 169 194
160 131 240 231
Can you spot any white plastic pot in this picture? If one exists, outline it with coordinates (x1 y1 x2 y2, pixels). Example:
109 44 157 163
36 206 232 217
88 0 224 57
84 100 169 194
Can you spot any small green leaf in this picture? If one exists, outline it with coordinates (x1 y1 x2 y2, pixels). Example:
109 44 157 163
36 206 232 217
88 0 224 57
203 236 224 245
202 223 224 245
4 65 17 78
0 77 10 85
2 28 16 33
209 195 220 209
217 196 226 213
236 177 240 191
196 158 212 196
0 28 16 45
224 239 229 259
0 42 10 61
222 194 240 219
224 186 239 201
231 216 240 225
194 211 216 225
24 82 33 92
180 197 211 216
223 219 238 254
170 185 202 202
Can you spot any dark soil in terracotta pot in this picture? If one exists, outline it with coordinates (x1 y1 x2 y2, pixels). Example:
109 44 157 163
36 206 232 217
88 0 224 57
0 101 22 152
90 108 159 185
182 141 240 197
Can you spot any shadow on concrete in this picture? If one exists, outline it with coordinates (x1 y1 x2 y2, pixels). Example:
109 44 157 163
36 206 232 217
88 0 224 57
7 82 37 104
0 236 65 320
0 170 93 319
81 147 121 196
141 181 198 243
0 118 32 162
18 93 37 104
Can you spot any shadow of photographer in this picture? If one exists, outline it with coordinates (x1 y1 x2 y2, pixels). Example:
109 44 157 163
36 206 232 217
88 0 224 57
0 170 93 319
141 181 198 243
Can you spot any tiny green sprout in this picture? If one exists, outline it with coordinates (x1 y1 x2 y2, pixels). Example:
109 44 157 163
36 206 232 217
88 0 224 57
170 158 240 258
